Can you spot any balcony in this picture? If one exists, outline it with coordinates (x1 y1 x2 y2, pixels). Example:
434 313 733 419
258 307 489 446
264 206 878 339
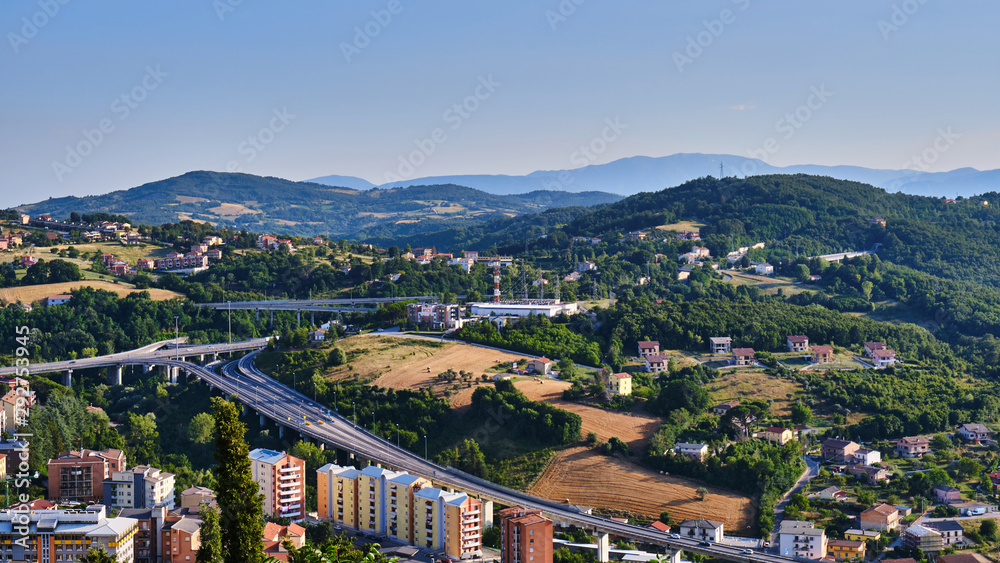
279 466 299 473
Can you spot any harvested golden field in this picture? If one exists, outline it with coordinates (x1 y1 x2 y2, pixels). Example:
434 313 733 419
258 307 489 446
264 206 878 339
513 379 660 450
705 370 804 415
530 446 754 529
0 281 182 304
335 335 526 406
47 241 173 265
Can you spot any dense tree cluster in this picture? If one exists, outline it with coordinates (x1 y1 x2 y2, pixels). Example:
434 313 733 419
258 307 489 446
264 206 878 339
470 379 582 446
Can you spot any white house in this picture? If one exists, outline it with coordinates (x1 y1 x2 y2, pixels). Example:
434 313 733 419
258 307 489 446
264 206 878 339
755 263 775 276
958 423 991 443
674 442 708 461
853 448 882 466
678 520 723 542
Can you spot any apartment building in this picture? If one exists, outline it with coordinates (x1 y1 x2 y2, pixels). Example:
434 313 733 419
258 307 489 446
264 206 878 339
778 520 827 560
497 507 553 563
317 464 362 527
249 449 306 519
412 487 483 560
387 473 431 544
118 507 167 563
0 505 138 563
48 449 127 502
318 464 482 560
103 465 176 509
161 515 202 563
179 486 217 512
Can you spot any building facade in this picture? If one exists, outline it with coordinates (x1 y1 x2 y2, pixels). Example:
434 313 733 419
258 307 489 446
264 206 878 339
0 506 138 563
48 449 127 503
103 465 175 509
497 507 553 563
249 449 306 519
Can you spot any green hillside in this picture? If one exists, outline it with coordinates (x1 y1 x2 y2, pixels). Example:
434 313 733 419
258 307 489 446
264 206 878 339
16 171 621 238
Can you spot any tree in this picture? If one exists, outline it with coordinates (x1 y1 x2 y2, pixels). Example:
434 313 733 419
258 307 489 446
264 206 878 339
790 403 812 425
981 519 997 542
211 398 265 563
188 413 216 444
328 347 346 367
79 547 116 563
658 511 673 527
197 506 224 563
696 487 708 501
483 525 501 549
126 412 160 465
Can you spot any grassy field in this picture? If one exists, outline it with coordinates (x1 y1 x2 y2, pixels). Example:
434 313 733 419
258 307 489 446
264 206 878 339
656 221 706 232
724 271 821 296
705 370 805 416
0 280 182 304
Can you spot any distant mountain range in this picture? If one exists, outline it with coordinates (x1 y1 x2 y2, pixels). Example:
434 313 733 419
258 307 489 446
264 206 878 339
15 171 621 238
308 153 1000 198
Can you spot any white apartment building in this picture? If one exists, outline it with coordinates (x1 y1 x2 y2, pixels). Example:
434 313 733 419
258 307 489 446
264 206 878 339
103 465 176 509
0 505 138 563
778 520 827 560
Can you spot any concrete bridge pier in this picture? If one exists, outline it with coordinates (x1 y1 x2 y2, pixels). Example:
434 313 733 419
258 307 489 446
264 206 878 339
158 364 169 380
256 309 260 321
296 310 301 327
311 311 315 326
260 414 266 426
63 369 73 388
199 354 205 364
278 425 285 439
597 533 610 563
270 310 273 326
661 550 682 563
143 364 153 374
212 353 218 362
108 365 123 386
318 443 325 451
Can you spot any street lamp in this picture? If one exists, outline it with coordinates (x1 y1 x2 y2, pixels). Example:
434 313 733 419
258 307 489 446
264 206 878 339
396 424 400 447
174 316 179 361
424 435 428 459
352 402 356 425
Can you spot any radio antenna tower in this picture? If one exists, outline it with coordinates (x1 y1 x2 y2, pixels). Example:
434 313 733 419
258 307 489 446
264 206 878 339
492 266 501 303
720 162 724 178
555 277 561 302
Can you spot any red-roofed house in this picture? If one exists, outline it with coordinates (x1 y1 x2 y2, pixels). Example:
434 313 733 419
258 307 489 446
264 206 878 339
528 357 552 375
644 354 667 373
872 349 897 368
650 521 671 533
609 373 632 396
864 342 886 358
764 426 793 445
638 341 660 358
731 348 755 366
787 335 810 352
812 345 834 364
262 522 306 562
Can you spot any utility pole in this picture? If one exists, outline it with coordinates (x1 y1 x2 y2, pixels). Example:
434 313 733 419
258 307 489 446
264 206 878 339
227 301 232 344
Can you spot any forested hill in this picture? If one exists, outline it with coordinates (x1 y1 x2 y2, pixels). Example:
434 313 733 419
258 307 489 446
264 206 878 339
15 171 621 238
561 174 1000 287
399 174 1000 288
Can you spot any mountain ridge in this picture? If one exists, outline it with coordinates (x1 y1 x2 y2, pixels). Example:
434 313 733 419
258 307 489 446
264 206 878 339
308 153 1000 199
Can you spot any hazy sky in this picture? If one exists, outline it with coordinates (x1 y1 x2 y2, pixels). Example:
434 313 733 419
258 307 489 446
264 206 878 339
2 1 998 206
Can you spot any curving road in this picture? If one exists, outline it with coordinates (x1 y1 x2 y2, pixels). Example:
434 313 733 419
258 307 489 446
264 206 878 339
207 350 796 563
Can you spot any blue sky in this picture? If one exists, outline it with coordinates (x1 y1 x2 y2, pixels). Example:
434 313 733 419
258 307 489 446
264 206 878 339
1 0 998 205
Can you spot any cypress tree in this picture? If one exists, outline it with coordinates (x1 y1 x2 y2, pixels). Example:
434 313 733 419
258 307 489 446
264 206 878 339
211 397 264 563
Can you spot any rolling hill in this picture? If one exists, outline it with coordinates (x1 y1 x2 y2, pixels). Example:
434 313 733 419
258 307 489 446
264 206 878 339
15 171 621 238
